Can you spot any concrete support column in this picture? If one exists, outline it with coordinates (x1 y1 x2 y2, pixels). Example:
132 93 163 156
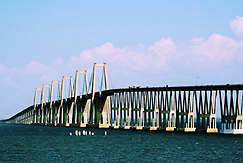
166 109 176 131
136 107 144 130
185 112 196 132
207 114 218 133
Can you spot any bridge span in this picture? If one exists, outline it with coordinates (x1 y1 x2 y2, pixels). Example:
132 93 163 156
3 63 243 134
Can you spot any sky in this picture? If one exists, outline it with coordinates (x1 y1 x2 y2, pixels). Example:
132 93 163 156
0 0 243 119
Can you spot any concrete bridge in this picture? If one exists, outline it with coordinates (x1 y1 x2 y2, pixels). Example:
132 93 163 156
3 63 243 134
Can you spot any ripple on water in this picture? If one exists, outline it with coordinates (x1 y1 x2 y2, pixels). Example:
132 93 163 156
0 124 243 162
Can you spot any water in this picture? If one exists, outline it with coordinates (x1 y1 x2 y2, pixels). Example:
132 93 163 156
0 124 242 162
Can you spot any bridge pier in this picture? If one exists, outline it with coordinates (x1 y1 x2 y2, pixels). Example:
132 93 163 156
185 112 196 132
207 114 218 133
44 103 49 125
124 115 131 129
60 104 64 125
80 99 90 127
99 111 110 128
166 94 176 131
150 109 159 130
99 95 111 128
185 95 196 132
236 115 242 129
114 106 121 129
54 101 60 126
166 113 176 131
136 107 144 130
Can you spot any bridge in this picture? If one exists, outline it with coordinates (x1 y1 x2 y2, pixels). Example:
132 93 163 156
3 63 243 134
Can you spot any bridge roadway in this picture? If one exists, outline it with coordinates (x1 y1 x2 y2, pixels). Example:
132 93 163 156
4 84 243 134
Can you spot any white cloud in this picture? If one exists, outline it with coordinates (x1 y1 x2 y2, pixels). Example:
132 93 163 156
1 76 20 88
25 61 49 75
65 38 177 73
190 34 240 62
230 16 243 37
0 32 242 91
63 34 242 75
148 38 176 56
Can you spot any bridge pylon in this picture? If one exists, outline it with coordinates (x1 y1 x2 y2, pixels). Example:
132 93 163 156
33 87 43 124
48 81 60 126
56 76 74 126
73 70 89 127
88 63 110 128
41 84 51 125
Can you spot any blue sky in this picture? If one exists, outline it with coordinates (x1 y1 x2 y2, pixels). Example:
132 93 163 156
0 0 243 119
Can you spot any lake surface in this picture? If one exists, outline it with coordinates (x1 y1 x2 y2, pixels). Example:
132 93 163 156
0 124 242 162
